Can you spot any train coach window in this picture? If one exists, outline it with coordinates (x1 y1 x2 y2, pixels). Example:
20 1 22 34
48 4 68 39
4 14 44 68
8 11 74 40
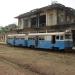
28 38 34 40
56 35 59 40
65 34 71 39
60 35 63 40
28 38 32 40
8 38 13 39
39 38 44 40
15 38 19 40
21 38 24 40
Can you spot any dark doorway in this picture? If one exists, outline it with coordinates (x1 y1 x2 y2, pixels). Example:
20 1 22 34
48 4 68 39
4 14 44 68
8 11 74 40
35 36 39 47
72 30 75 46
52 35 56 44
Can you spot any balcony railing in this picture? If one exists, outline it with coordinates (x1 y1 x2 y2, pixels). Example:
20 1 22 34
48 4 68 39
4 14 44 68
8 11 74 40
31 23 46 28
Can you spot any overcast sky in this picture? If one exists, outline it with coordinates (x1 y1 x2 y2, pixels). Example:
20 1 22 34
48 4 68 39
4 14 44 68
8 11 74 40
0 0 75 27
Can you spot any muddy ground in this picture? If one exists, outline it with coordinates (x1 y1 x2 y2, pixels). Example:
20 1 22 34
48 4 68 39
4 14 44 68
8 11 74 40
0 45 75 75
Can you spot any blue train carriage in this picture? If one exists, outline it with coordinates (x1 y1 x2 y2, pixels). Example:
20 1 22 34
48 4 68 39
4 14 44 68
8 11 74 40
27 33 53 48
27 33 36 48
7 34 15 46
50 32 73 50
7 31 73 50
28 32 73 50
7 34 27 47
27 33 52 48
13 34 27 47
63 31 73 50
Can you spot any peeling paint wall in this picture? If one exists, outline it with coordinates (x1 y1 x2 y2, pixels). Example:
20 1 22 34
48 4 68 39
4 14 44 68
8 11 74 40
18 18 24 29
46 10 57 26
57 10 66 24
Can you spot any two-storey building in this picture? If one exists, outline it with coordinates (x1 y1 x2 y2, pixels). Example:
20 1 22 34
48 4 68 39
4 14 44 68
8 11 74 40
15 3 75 34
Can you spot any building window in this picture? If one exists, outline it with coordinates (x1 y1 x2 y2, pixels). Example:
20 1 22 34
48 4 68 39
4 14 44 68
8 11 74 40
39 15 46 27
23 19 28 28
31 17 37 27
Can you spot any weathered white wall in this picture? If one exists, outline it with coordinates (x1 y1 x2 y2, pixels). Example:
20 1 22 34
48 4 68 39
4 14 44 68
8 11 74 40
23 18 31 28
58 10 65 24
18 18 24 29
46 10 57 26
28 18 31 27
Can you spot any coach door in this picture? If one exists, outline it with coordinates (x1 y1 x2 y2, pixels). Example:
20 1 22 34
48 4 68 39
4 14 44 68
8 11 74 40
51 35 56 44
35 36 39 47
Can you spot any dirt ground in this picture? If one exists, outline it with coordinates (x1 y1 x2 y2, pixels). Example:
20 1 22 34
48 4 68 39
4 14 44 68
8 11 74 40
0 45 75 75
